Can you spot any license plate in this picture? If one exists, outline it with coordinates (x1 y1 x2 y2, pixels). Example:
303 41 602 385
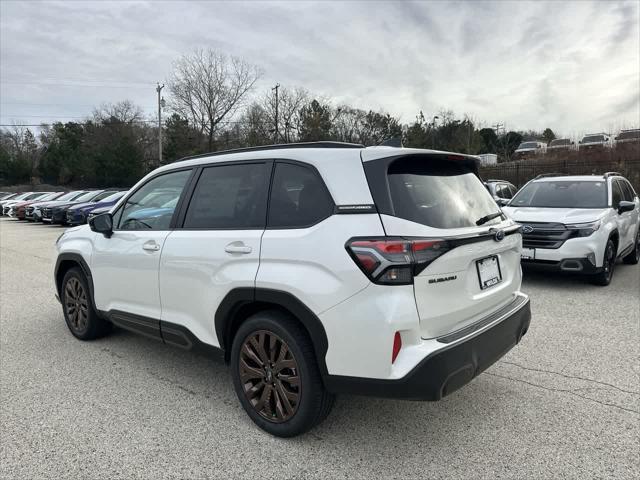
521 248 535 260
476 255 502 290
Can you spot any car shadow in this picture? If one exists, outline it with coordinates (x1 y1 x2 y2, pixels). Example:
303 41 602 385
88 324 519 452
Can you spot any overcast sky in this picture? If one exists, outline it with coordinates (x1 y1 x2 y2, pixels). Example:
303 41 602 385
1 0 638 138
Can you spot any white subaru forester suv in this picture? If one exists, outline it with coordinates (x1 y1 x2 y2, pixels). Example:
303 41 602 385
503 173 640 285
54 143 531 437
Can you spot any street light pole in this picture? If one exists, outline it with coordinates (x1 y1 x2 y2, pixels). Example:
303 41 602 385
156 83 165 165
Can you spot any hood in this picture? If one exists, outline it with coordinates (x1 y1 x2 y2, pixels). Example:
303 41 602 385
514 148 537 153
68 201 96 211
502 206 606 224
89 206 111 216
75 199 118 213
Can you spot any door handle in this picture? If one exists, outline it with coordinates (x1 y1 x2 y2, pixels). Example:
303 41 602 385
225 243 252 254
142 241 160 252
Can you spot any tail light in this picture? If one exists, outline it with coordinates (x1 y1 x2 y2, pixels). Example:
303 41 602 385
346 237 451 285
392 332 402 363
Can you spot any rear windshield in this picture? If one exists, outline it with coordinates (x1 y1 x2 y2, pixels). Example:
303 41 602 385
510 181 607 208
582 135 605 143
386 158 503 229
517 142 538 149
549 139 571 146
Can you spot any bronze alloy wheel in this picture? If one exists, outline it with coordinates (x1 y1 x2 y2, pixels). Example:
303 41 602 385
239 330 301 423
64 277 89 333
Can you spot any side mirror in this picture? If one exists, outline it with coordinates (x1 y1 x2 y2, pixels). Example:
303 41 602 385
89 212 113 237
618 201 635 214
496 198 509 207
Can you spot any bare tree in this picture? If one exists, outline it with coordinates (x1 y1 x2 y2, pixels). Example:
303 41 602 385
93 100 144 124
168 48 262 150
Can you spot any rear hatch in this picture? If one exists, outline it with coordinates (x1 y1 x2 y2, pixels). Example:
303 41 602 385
361 150 522 339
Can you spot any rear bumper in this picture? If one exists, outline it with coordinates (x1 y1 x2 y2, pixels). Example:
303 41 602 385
325 295 531 400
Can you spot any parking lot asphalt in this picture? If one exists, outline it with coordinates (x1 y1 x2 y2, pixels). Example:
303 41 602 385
0 218 638 480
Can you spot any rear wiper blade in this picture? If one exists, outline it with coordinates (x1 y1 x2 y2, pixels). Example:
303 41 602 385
476 211 503 226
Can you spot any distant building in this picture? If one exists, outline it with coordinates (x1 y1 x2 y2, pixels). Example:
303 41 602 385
477 154 498 166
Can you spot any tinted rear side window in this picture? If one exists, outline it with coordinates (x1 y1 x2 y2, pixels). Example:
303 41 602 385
386 158 502 229
183 163 269 229
619 180 635 202
268 163 333 228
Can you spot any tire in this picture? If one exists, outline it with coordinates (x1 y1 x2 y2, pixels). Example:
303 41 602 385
61 267 112 340
230 310 335 437
622 229 639 265
590 239 616 286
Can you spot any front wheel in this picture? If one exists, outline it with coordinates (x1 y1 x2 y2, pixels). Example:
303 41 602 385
590 239 616 286
61 267 112 340
622 230 639 265
230 311 334 437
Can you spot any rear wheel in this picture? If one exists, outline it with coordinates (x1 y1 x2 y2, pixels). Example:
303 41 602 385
622 229 639 265
61 267 112 340
590 239 616 286
230 311 334 437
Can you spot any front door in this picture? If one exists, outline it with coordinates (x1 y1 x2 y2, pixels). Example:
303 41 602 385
91 169 193 327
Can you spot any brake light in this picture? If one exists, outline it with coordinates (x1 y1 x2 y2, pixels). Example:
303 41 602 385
392 332 402 363
346 237 450 285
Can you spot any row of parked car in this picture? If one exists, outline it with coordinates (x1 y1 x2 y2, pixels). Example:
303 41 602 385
0 189 127 225
512 128 640 159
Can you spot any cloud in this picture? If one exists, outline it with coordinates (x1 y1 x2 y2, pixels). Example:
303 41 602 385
0 0 638 136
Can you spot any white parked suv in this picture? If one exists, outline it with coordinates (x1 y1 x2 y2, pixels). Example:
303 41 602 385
54 142 531 436
503 173 639 285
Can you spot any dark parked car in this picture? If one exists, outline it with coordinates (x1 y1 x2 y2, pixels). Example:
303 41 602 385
484 179 517 206
44 190 118 225
28 191 89 222
66 191 126 225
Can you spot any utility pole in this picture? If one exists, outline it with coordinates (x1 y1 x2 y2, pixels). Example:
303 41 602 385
156 83 165 165
492 122 504 136
272 83 280 143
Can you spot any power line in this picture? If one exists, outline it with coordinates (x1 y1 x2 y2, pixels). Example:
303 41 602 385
1 102 156 109
1 81 154 89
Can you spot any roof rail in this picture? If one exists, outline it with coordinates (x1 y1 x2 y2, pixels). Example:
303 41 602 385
534 173 566 180
486 179 507 183
603 171 623 178
176 141 365 162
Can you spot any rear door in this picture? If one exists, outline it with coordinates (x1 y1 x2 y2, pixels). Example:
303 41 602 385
363 152 522 339
159 161 271 347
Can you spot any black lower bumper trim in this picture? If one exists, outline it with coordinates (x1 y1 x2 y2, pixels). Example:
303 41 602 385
324 298 531 401
522 258 600 274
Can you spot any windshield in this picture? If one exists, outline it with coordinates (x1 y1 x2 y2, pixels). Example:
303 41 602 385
549 139 570 146
74 191 103 202
582 135 604 143
517 142 538 149
510 181 607 208
617 131 640 140
386 158 503 229
38 192 62 201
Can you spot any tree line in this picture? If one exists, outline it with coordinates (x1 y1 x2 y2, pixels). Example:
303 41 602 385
1 48 556 187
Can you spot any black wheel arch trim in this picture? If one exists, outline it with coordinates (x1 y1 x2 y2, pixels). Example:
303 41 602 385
54 253 96 310
215 288 330 377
